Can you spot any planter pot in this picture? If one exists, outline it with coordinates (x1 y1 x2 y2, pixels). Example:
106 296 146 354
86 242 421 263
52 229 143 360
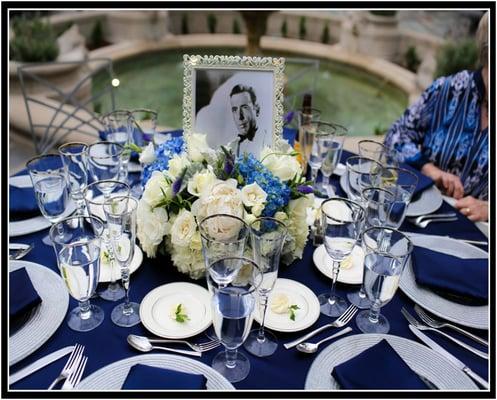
357 13 400 62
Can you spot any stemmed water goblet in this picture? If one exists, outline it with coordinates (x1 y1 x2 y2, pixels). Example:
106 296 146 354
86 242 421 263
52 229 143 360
207 257 263 383
84 180 131 301
87 141 124 197
26 154 72 245
320 123 347 196
59 142 89 216
319 197 365 317
345 156 382 204
355 226 413 334
49 215 105 332
347 187 396 309
244 217 288 357
103 195 141 327
358 140 400 168
102 110 132 183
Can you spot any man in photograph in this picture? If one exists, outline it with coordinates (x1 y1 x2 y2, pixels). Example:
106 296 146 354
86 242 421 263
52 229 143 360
229 84 269 156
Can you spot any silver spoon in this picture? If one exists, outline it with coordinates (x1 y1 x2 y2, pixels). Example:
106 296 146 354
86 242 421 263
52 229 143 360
296 327 352 353
127 334 202 357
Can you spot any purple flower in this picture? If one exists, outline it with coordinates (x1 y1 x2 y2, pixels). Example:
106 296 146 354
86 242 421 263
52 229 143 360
172 177 183 195
284 111 295 125
297 185 313 194
224 158 234 175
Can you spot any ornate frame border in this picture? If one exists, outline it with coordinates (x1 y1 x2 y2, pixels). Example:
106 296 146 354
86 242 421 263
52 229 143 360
182 54 286 149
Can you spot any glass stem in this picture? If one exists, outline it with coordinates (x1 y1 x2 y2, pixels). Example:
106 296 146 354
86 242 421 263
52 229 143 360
358 285 367 298
121 266 132 315
311 168 318 183
257 292 269 342
79 299 91 320
329 260 340 305
368 301 382 324
224 348 237 369
322 175 330 188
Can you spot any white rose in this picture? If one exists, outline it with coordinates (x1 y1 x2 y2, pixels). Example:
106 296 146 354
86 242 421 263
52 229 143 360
167 154 190 179
142 171 171 207
260 146 302 181
186 133 212 162
241 182 267 208
170 210 197 247
187 168 217 197
139 142 156 164
136 200 169 257
199 213 244 242
252 203 264 217
244 213 257 227
169 243 205 279
274 211 289 222
195 179 244 221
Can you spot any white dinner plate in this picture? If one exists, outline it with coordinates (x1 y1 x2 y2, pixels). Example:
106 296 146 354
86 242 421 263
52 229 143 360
253 278 320 333
313 245 365 285
9 260 69 366
76 354 234 390
305 333 478 389
339 174 443 217
10 175 33 188
399 235 488 330
140 282 212 339
99 245 143 283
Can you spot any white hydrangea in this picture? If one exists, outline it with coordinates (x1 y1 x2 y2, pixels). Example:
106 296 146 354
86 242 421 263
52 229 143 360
136 200 169 258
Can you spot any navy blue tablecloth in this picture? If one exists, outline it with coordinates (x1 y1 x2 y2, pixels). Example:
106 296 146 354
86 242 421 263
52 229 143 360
9 148 488 391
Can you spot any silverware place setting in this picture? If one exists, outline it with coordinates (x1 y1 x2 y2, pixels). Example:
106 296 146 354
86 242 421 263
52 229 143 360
48 344 85 390
407 213 458 228
127 334 221 357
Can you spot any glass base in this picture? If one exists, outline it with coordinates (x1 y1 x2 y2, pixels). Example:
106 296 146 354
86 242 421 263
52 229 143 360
111 301 141 327
42 234 52 246
212 350 251 383
99 282 125 301
318 293 349 317
347 290 373 309
204 325 219 341
313 181 328 198
356 309 390 334
243 329 278 357
67 304 104 332
130 183 143 199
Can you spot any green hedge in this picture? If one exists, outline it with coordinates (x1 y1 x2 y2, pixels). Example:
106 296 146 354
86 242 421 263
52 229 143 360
10 16 59 62
435 40 478 78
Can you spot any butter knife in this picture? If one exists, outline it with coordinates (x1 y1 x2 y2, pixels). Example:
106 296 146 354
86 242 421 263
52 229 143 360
409 325 488 389
10 346 75 385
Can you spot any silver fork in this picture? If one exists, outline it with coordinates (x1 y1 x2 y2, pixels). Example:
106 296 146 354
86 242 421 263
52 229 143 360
47 344 85 390
147 337 221 353
284 304 358 349
61 355 87 390
411 217 458 228
408 213 456 225
414 305 488 347
401 308 488 359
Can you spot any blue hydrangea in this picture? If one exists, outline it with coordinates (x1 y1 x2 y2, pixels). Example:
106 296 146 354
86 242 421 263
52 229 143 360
236 153 291 217
141 137 185 185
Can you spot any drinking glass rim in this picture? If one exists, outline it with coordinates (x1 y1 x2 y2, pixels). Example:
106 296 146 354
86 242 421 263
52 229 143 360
358 139 387 151
26 153 64 171
320 196 365 224
206 257 263 296
362 226 413 257
84 180 131 205
49 215 105 246
102 195 139 216
361 186 396 204
345 156 383 174
58 142 89 156
198 213 248 242
305 120 339 136
130 108 158 119
249 217 288 240
87 141 124 158
101 109 132 120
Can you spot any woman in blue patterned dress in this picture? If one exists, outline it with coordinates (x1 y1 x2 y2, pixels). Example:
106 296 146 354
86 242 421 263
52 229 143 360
384 12 488 222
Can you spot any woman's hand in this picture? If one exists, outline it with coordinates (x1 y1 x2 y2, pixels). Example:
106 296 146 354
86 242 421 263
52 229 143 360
455 196 489 222
421 163 464 199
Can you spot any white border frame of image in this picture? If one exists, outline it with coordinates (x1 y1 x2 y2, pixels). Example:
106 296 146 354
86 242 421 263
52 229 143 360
182 54 286 151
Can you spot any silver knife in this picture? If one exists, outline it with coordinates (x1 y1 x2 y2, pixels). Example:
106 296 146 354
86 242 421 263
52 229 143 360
409 325 488 389
9 346 75 385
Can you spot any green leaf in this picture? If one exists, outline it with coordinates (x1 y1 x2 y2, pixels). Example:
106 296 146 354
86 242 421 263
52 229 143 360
288 304 300 321
175 303 189 323
125 142 143 154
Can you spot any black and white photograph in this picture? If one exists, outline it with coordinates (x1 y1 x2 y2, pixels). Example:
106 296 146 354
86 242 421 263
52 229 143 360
194 69 275 156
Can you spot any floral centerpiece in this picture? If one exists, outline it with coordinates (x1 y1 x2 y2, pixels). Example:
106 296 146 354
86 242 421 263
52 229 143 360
136 133 314 279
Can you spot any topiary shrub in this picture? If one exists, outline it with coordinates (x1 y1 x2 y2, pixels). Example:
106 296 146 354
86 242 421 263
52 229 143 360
321 24 330 44
181 13 189 34
299 16 307 40
281 19 288 38
207 14 217 34
435 39 478 78
10 16 59 62
404 46 421 72
88 19 105 50
233 18 241 34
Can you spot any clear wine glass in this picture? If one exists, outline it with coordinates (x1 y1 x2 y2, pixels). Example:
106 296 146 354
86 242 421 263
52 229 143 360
320 123 347 196
207 257 263 383
358 140 400 168
319 197 365 317
296 107 321 175
345 156 382 204
356 226 413 334
26 154 72 245
102 110 132 183
244 217 287 357
103 195 141 327
59 142 89 216
84 180 131 301
87 141 124 197
49 215 105 332
347 187 396 309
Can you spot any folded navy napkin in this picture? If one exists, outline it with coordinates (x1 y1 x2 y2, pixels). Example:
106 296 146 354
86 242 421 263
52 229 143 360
122 364 207 390
411 246 488 304
9 184 40 221
331 339 427 389
400 163 434 198
10 268 42 333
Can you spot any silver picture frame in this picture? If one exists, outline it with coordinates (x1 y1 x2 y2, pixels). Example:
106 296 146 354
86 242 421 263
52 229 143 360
182 54 286 155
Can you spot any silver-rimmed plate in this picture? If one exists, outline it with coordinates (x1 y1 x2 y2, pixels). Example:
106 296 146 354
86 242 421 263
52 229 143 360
9 260 69 366
339 175 443 217
305 333 478 390
400 235 488 330
76 354 234 390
